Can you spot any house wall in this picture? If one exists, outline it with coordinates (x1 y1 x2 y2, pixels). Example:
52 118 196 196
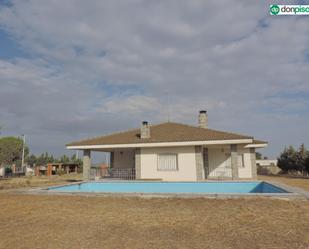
237 146 253 178
0 166 4 177
207 145 253 179
208 146 232 178
113 149 135 169
140 146 197 181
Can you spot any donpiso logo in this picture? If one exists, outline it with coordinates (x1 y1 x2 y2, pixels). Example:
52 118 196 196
270 5 309 15
270 5 280 15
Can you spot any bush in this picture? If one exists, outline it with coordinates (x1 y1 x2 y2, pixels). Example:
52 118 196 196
277 144 309 176
56 169 65 176
5 167 12 174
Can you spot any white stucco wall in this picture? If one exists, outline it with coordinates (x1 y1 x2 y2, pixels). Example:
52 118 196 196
113 149 135 169
0 167 4 177
207 145 253 179
237 146 252 178
208 146 232 178
140 146 197 181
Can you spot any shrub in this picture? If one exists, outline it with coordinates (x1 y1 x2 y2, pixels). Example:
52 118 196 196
56 169 65 176
278 144 309 176
5 167 12 174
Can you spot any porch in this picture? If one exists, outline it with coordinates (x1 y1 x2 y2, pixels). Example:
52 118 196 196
81 144 257 181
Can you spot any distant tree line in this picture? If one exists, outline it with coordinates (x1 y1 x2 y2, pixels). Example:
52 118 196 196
0 136 82 168
27 152 82 167
277 144 309 176
256 152 268 160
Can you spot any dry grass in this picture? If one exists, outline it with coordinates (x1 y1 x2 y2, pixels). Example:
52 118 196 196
0 174 82 190
0 175 308 248
0 193 308 249
258 175 309 191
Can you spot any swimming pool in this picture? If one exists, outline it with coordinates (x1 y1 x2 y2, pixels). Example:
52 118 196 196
48 181 288 194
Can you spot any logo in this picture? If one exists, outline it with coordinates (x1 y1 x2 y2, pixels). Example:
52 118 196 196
270 5 280 15
270 5 309 15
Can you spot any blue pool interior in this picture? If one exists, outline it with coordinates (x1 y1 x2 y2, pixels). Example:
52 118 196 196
48 181 289 194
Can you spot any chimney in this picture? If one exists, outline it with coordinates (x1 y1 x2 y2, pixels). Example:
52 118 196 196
198 110 208 128
141 121 150 139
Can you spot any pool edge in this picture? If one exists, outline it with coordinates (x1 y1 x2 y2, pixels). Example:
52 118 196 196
20 180 308 200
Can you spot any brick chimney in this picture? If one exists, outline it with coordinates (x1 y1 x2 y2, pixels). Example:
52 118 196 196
198 110 208 128
141 121 150 139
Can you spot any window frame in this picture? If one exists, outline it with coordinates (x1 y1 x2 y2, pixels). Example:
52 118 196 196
157 153 178 171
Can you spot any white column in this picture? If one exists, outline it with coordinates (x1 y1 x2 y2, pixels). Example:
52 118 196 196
83 149 91 180
230 144 239 180
250 148 257 180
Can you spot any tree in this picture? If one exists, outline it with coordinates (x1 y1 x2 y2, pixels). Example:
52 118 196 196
0 136 29 166
59 154 70 164
295 144 307 174
305 155 309 176
277 146 297 173
27 154 37 167
70 154 82 167
256 152 262 160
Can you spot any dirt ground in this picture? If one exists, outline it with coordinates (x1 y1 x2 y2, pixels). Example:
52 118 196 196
0 175 308 249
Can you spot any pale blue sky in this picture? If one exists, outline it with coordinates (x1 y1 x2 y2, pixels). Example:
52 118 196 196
0 0 308 162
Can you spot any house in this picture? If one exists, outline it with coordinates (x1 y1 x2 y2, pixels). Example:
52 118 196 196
256 159 280 175
66 111 267 181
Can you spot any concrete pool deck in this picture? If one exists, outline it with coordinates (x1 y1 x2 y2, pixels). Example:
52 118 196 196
15 180 309 200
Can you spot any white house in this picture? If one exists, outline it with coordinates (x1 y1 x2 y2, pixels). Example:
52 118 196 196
66 111 267 181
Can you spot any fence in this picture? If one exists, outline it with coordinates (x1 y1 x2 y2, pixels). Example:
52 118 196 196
208 166 232 179
90 167 136 180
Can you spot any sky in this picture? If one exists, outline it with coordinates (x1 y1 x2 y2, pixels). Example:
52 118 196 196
0 0 308 162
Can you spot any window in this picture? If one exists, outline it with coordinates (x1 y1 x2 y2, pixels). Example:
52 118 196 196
157 154 178 171
237 154 244 167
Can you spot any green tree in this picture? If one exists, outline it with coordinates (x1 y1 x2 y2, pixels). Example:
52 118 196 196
27 154 37 167
305 154 309 175
277 146 297 173
0 136 29 166
70 154 82 167
256 152 262 160
59 154 70 164
295 144 308 175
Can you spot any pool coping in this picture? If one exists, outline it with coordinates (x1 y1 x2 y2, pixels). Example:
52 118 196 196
20 180 309 200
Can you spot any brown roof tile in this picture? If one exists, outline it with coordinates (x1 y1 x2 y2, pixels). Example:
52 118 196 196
67 122 255 146
252 139 268 144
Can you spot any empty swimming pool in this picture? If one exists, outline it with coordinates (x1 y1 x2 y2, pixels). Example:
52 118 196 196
48 181 288 194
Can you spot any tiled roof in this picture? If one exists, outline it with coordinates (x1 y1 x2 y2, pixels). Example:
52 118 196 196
252 139 268 144
67 122 255 146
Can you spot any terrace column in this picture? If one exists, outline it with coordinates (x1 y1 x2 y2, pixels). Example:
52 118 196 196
250 148 257 180
230 144 239 180
135 148 141 179
83 149 91 180
195 146 204 181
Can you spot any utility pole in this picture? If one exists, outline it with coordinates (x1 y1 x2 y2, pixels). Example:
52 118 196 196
21 134 26 171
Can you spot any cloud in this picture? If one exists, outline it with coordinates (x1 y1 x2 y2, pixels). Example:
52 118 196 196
0 0 308 158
